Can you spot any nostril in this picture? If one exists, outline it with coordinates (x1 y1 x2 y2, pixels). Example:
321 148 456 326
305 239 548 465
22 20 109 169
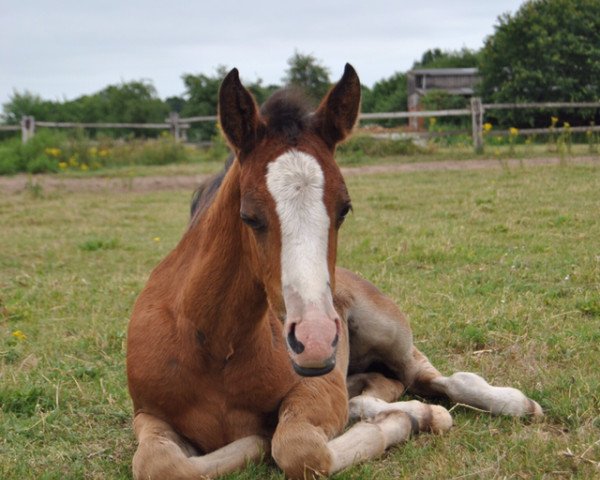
330 317 341 347
287 323 305 354
331 317 341 347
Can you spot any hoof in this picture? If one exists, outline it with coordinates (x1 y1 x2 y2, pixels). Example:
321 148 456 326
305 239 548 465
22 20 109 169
529 399 544 418
429 405 453 434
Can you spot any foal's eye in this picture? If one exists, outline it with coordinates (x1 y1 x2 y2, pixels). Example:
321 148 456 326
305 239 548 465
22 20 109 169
240 212 266 231
337 203 352 227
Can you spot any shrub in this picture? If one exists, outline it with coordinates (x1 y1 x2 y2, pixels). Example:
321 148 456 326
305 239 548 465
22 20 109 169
0 140 22 174
338 134 426 162
105 135 191 166
0 130 68 174
0 130 193 174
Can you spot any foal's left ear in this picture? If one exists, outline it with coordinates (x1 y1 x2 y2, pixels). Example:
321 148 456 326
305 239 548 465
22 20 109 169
219 68 262 155
313 63 361 149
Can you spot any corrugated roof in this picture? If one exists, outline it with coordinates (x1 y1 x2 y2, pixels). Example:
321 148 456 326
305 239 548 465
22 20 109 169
409 68 479 76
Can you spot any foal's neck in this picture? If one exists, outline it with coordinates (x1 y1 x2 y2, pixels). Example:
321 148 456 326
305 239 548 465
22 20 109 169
176 160 267 347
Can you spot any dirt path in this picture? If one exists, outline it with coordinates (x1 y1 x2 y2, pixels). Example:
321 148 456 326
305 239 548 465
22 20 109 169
0 156 597 195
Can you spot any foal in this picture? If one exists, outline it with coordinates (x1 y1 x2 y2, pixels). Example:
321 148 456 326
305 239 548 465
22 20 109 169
127 65 541 479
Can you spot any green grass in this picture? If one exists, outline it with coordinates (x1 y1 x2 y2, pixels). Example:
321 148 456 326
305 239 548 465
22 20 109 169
1 163 599 478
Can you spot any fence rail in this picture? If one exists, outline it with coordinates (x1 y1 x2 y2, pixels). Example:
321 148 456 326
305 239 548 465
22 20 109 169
359 109 470 120
487 125 600 136
4 100 599 151
483 101 600 110
35 121 190 129
178 115 218 123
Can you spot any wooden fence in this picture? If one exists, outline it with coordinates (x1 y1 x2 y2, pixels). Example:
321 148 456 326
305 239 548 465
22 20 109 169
5 100 600 151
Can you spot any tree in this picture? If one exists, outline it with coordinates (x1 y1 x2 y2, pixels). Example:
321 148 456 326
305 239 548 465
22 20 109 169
282 51 331 104
359 72 408 128
479 0 600 125
180 66 228 140
362 73 407 113
413 48 481 69
2 91 53 124
92 81 168 125
165 96 186 114
2 81 169 136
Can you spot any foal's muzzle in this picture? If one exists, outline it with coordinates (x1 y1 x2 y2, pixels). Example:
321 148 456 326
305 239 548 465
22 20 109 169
284 309 340 377
287 324 338 376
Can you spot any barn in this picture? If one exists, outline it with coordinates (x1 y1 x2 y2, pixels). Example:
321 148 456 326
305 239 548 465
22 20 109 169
407 68 480 129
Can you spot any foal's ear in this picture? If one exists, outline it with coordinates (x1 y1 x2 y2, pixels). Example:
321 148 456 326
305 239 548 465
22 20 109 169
313 63 361 149
218 68 262 154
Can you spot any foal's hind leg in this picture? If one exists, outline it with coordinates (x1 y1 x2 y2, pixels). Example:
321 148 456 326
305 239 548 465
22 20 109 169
338 267 542 417
403 347 543 417
132 413 268 479
347 371 405 402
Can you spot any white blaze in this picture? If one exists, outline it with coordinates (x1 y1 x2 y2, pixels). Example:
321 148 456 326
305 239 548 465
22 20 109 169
266 150 331 306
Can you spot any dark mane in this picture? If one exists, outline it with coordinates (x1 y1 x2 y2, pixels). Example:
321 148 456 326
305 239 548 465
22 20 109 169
190 88 314 221
260 88 313 145
189 154 234 223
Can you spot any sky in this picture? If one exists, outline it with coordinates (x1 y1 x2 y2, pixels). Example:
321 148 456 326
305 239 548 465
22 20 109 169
1 0 526 107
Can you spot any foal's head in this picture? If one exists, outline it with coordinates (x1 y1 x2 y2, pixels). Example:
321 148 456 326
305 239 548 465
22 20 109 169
219 64 360 376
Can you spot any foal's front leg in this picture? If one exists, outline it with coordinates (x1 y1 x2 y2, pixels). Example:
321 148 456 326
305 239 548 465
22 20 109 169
132 413 269 479
271 371 450 479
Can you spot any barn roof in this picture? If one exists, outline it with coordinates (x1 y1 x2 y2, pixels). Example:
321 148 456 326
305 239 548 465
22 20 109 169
408 68 479 76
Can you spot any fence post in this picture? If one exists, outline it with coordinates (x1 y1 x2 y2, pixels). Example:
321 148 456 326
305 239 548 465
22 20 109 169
408 93 421 131
21 116 35 143
470 97 484 153
168 112 181 142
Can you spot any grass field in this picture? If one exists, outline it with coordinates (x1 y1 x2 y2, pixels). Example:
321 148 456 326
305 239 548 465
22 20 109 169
1 161 599 479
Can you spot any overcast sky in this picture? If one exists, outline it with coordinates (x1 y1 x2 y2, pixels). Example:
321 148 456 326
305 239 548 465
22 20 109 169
1 0 525 106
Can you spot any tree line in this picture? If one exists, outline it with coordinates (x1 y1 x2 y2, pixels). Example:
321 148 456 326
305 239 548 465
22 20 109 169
2 0 599 138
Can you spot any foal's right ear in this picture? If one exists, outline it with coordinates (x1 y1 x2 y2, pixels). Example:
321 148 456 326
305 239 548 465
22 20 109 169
218 68 262 155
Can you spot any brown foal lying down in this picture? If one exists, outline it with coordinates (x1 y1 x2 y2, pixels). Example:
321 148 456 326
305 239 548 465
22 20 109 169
126 64 542 479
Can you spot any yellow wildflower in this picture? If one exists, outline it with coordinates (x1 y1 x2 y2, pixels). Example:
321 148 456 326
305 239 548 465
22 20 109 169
80 164 89 171
551 116 559 126
88 147 98 157
483 122 493 133
68 155 79 167
429 117 437 127
58 162 68 169
45 147 61 157
12 330 27 341
98 149 109 158
509 127 519 136
153 237 161 243
563 122 571 129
